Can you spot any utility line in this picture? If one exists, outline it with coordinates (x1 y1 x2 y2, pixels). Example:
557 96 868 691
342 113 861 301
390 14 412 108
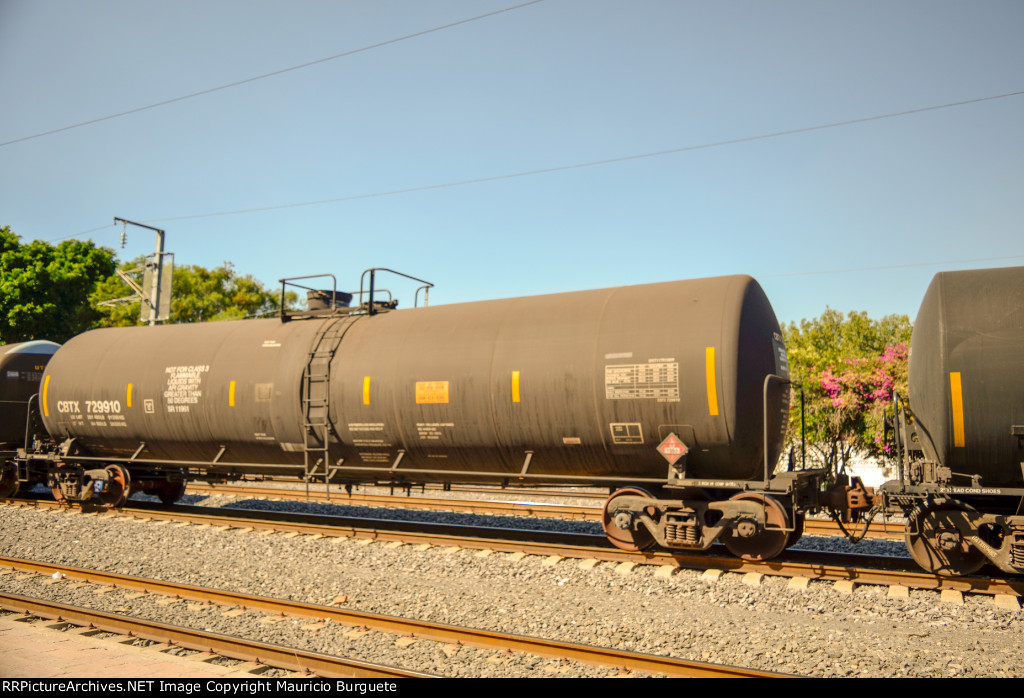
46 89 1024 242
0 0 546 148
43 237 1024 284
147 89 1024 222
437 253 1024 302
761 254 1024 278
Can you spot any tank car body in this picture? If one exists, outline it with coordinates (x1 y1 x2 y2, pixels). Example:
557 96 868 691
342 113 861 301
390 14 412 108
884 265 1024 576
38 273 826 559
15 264 1024 576
40 317 327 470
41 275 787 479
908 266 1024 487
1 340 59 448
0 340 60 497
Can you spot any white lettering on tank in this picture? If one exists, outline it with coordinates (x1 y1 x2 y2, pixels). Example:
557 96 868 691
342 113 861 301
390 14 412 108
163 365 210 413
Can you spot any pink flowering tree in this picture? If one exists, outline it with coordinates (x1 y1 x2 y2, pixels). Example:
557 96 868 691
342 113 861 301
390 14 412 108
814 344 908 460
783 310 910 474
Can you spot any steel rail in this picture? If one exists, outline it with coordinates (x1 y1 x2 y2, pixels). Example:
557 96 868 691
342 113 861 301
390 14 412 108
186 483 908 539
0 591 430 678
186 483 599 520
6 498 595 544
803 518 906 540
6 486 907 539
0 558 784 678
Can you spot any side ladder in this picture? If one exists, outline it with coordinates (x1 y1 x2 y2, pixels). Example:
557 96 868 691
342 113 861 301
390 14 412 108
302 317 357 499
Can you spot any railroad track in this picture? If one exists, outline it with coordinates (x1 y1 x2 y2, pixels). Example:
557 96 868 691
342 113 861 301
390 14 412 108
0 594 426 678
0 557 784 678
5 498 1022 599
188 482 601 521
184 482 908 540
252 478 611 500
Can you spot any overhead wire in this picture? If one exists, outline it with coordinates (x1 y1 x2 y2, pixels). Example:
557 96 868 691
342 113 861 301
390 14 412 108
43 89 1024 244
145 89 1024 223
759 254 1024 278
0 0 547 149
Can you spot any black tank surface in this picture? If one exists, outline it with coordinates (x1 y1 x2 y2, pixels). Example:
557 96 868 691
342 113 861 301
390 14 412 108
1 340 60 448
40 319 324 466
40 276 789 484
909 266 1024 487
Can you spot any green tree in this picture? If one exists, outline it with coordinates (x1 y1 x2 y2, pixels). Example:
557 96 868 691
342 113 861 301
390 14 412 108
92 259 289 326
784 309 912 473
0 226 116 344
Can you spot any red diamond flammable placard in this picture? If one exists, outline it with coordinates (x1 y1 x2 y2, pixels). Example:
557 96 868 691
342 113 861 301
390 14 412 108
656 433 688 466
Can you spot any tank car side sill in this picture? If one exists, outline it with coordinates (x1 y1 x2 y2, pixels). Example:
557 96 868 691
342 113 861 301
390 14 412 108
666 469 829 494
879 482 1024 497
46 453 835 492
47 454 680 488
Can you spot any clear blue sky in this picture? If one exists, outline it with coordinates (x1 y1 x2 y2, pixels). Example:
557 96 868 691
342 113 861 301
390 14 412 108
2 0 1021 326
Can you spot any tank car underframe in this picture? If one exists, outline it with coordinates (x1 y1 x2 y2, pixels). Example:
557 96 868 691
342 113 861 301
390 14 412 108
2 393 55 498
10 434 881 568
5 440 189 508
0 453 21 498
600 469 835 561
879 486 1024 576
882 400 1024 575
3 448 60 500
16 438 878 567
44 459 187 508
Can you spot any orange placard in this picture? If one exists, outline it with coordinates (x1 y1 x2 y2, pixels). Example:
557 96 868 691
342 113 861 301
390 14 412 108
415 381 449 404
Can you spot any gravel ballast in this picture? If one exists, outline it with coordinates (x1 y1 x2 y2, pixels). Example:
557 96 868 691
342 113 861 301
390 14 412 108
1 498 1021 678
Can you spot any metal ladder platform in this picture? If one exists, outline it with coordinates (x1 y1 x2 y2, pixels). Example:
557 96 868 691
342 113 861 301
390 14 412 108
301 316 358 498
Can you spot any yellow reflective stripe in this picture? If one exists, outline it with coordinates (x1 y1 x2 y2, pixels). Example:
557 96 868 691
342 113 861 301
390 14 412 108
127 383 133 408
363 376 371 405
511 370 521 403
950 372 965 447
229 381 236 407
42 375 50 417
705 347 719 416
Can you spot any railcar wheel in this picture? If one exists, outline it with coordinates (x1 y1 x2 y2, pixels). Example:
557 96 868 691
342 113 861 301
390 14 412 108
722 493 790 561
0 463 18 499
905 504 985 576
155 480 186 505
97 464 131 509
602 487 656 552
